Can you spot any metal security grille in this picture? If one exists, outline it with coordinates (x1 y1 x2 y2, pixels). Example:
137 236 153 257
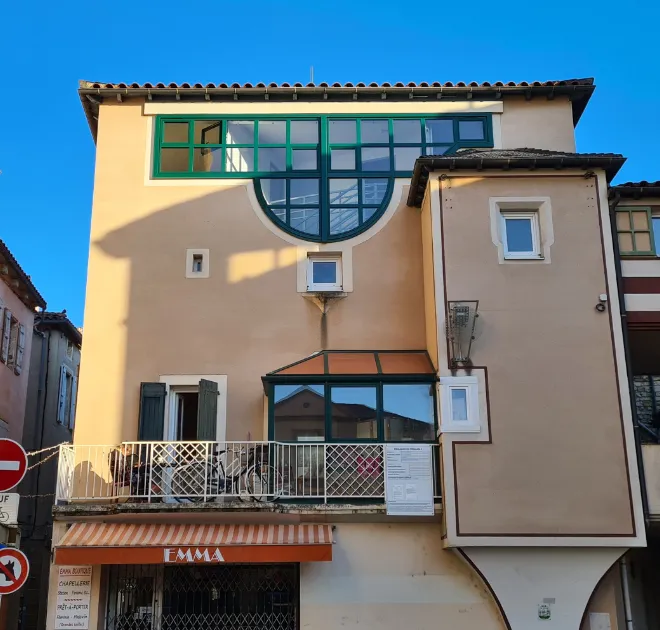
105 565 298 630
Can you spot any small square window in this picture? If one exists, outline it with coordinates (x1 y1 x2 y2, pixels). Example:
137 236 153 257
440 376 480 433
307 255 342 292
500 211 541 259
186 249 209 278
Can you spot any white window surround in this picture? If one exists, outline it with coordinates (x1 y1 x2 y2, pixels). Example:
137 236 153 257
440 376 480 433
306 254 343 292
489 197 554 265
185 249 210 278
500 211 541 259
159 374 227 442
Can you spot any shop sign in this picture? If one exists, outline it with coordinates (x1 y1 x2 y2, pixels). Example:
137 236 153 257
164 547 225 563
55 566 92 630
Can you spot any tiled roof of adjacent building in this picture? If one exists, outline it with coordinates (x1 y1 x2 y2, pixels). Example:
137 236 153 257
0 239 46 310
35 311 82 346
609 181 660 199
407 148 626 207
78 77 595 140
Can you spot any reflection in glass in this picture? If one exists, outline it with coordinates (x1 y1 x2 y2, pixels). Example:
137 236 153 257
331 149 356 170
330 207 359 235
271 207 286 222
292 149 317 170
273 384 326 441
258 120 286 144
361 120 389 144
193 147 223 172
394 147 421 171
451 388 468 422
393 119 421 143
260 179 286 205
425 120 453 143
312 261 337 285
194 120 221 144
290 208 320 235
504 218 534 252
426 146 450 156
290 179 319 205
225 147 254 172
384 384 435 441
226 121 254 144
290 120 319 144
362 179 388 205
163 122 188 143
653 218 660 256
331 387 377 440
361 147 390 171
259 148 286 172
363 207 378 222
329 120 357 144
329 179 358 204
160 148 189 172
459 120 485 140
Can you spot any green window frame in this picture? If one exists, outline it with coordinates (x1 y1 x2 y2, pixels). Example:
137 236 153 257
616 207 655 256
154 114 493 242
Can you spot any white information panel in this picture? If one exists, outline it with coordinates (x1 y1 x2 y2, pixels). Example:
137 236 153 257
0 494 19 526
385 444 434 516
55 566 92 630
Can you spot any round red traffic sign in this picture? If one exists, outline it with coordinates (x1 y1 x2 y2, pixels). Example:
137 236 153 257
0 548 29 595
0 440 27 492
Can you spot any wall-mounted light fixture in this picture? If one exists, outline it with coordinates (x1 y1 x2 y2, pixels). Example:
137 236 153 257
446 300 479 370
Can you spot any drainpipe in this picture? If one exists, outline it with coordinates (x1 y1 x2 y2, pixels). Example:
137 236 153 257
609 193 650 521
619 555 634 630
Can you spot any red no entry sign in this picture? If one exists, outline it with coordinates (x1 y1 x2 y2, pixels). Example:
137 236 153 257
0 440 28 492
0 548 29 595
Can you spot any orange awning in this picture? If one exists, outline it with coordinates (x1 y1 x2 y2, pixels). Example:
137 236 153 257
55 523 333 565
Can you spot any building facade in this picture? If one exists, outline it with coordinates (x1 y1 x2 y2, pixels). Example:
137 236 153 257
49 78 646 630
19 312 80 630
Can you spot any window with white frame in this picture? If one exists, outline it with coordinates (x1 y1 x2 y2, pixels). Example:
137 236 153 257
307 254 342 292
500 211 541 259
440 376 480 432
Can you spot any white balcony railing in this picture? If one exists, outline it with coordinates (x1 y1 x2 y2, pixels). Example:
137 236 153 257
56 441 441 504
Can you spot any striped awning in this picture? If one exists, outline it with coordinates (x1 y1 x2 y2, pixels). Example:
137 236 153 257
54 523 333 565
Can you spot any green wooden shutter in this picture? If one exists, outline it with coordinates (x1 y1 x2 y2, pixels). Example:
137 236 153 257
197 379 218 441
138 382 166 441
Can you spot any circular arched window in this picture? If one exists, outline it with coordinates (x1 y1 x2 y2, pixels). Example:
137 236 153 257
154 115 492 242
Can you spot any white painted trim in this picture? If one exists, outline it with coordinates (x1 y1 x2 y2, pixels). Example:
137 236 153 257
491 114 502 149
621 259 660 277
625 293 660 311
185 248 210 278
500 211 541 259
440 376 481 433
159 374 227 443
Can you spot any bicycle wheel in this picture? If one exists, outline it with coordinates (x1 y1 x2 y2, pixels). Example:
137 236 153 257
245 464 284 502
170 462 210 503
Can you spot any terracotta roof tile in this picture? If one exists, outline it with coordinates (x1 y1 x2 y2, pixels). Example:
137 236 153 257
609 180 660 200
0 239 46 309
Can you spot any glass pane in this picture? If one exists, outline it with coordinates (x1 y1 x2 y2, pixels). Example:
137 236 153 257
258 120 286 144
273 384 326 441
361 147 390 171
225 147 254 172
632 211 650 230
259 148 286 172
427 146 450 156
193 120 221 144
329 120 357 144
450 388 469 422
162 121 188 144
361 120 389 144
619 233 634 252
362 179 388 205
330 386 377 440
160 148 189 172
271 207 286 222
383 384 435 441
636 232 652 252
653 218 660 255
290 179 320 205
226 120 254 144
616 212 631 230
331 149 356 170
459 120 485 140
330 207 359 235
290 208 320 235
394 147 421 171
393 119 421 143
363 207 378 222
290 120 319 144
292 149 317 170
329 179 358 205
425 120 453 143
260 179 287 205
312 261 337 285
193 147 223 172
504 218 534 252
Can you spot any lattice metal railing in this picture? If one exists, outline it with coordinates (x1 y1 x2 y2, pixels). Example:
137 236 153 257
57 441 440 504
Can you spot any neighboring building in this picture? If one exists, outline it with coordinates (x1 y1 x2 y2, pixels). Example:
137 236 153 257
48 77 646 630
0 240 45 630
19 312 80 630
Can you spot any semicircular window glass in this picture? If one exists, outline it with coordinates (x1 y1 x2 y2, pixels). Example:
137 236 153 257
154 115 492 242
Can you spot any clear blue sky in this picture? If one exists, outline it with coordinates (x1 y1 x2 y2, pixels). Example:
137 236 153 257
1 0 658 326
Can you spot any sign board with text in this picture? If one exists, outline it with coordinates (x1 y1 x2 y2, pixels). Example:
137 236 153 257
0 494 19 526
55 566 92 630
384 444 434 516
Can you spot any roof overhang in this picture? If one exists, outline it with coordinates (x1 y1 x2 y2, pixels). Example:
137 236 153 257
0 240 46 310
609 181 660 201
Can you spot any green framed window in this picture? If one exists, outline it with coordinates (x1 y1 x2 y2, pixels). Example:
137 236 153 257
616 207 655 255
154 114 493 242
